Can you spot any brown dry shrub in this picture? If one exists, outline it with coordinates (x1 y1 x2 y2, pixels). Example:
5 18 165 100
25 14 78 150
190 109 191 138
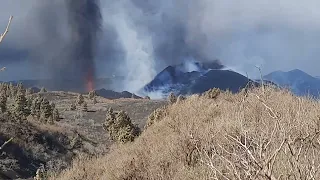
203 87 220 99
144 106 168 129
168 92 177 104
52 86 320 180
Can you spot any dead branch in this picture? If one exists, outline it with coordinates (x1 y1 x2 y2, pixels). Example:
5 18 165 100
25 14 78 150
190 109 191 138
72 129 98 146
0 67 6 71
0 15 13 44
255 65 265 93
0 137 14 150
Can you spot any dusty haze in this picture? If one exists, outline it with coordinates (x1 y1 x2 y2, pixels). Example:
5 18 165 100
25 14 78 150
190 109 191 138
0 0 320 92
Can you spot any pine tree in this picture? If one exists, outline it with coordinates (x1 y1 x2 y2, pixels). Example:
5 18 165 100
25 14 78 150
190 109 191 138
0 92 7 113
76 94 84 105
167 92 177 104
82 102 88 112
31 96 42 119
88 90 96 100
103 109 140 143
40 98 52 122
40 87 47 93
69 103 76 111
50 102 55 114
13 88 28 120
16 82 24 93
5 83 10 97
26 88 33 95
0 83 7 96
9 82 17 98
52 108 60 121
25 97 32 116
92 96 97 104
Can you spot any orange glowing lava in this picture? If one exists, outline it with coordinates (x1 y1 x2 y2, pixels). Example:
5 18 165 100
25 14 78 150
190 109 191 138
86 70 94 92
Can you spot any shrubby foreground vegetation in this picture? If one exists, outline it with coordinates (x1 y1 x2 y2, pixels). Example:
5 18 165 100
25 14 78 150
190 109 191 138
52 86 320 180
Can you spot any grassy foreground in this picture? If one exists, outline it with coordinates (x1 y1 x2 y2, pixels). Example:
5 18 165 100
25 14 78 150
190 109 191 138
52 87 320 180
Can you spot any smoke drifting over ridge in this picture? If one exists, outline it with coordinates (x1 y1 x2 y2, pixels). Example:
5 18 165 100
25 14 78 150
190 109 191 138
1 0 320 92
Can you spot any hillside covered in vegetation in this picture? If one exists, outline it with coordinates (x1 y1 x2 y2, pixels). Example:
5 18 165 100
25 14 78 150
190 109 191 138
52 86 320 180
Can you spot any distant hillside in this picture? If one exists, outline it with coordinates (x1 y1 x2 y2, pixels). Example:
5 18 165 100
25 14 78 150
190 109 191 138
264 69 320 97
1 76 124 93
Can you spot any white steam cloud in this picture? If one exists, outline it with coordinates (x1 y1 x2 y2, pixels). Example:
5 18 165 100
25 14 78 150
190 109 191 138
107 1 157 92
101 0 320 93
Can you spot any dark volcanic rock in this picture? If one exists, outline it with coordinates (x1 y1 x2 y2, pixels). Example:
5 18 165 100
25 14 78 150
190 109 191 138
143 61 223 95
142 61 259 96
96 88 142 99
180 70 259 95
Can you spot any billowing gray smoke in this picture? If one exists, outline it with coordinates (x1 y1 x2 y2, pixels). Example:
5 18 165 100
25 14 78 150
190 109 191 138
52 0 102 92
1 0 320 93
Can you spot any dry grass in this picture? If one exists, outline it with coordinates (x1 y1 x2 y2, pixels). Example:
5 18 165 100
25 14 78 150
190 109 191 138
52 86 320 180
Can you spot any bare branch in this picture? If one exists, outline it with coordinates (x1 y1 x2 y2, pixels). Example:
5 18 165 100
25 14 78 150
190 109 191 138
0 67 6 71
0 15 13 44
0 137 14 150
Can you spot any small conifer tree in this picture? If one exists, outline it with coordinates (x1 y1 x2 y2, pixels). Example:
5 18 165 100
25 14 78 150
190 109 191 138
52 108 60 121
31 96 42 119
50 102 55 113
69 103 76 111
26 88 33 95
40 87 47 93
88 90 96 100
82 102 88 112
76 94 84 105
13 88 28 120
92 96 97 104
103 109 140 143
40 98 52 122
167 92 177 104
0 92 7 113
9 82 17 98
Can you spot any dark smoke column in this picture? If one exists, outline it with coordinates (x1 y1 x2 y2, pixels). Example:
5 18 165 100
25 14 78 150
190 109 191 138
62 0 102 92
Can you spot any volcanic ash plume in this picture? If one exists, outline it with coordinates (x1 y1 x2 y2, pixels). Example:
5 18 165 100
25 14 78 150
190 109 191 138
53 0 102 92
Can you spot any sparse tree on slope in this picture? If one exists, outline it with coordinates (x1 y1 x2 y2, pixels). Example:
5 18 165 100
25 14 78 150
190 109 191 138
9 82 17 98
26 88 33 95
13 88 28 120
40 98 52 123
103 108 140 143
82 102 88 112
88 90 96 100
167 92 177 104
31 96 42 119
52 108 60 121
40 87 47 93
0 92 7 113
50 102 55 113
92 96 97 104
76 94 84 105
69 103 76 111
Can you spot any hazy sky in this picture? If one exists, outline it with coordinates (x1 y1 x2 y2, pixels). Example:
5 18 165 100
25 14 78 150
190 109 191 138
0 0 320 91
